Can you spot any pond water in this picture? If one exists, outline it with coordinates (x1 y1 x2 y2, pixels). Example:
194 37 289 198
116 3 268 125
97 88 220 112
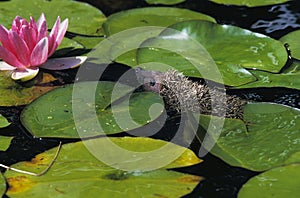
0 0 300 197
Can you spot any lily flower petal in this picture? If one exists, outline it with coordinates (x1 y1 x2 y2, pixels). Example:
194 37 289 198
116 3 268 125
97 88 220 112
0 46 25 68
8 31 30 66
11 67 39 81
0 25 14 52
30 37 48 66
40 56 87 70
56 18 68 46
0 61 16 71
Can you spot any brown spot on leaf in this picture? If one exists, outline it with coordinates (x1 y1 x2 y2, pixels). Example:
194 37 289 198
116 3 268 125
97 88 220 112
7 176 36 194
177 175 203 183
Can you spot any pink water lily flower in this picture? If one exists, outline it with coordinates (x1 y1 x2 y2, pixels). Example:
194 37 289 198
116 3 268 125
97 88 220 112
0 13 87 81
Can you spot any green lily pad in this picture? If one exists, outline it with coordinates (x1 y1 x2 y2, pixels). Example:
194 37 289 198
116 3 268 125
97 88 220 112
102 7 216 67
0 136 13 151
238 164 300 198
0 114 10 128
209 0 290 7
138 20 287 86
5 137 202 197
52 37 85 57
235 60 300 90
0 0 106 36
137 21 288 85
196 103 300 171
21 81 164 138
0 174 5 197
0 71 58 106
145 0 186 5
103 7 216 36
280 30 300 60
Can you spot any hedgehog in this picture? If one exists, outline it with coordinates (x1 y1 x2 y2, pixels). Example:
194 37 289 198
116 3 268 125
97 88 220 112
135 68 247 119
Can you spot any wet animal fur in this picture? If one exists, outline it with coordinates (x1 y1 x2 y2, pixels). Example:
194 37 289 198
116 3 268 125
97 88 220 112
135 68 247 119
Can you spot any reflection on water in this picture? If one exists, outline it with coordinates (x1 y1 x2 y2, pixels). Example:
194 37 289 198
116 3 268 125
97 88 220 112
251 5 300 33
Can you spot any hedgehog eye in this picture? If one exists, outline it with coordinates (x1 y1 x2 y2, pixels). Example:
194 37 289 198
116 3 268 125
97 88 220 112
149 79 156 86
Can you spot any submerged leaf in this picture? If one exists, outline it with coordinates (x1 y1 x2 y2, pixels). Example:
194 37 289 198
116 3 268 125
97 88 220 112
196 103 300 171
21 81 164 138
5 137 202 197
238 164 300 198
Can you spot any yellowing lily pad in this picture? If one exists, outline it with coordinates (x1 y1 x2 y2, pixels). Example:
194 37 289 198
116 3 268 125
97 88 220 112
196 103 300 171
21 81 164 138
280 29 300 60
0 0 106 36
5 137 202 198
238 164 300 198
0 71 58 106
209 0 290 7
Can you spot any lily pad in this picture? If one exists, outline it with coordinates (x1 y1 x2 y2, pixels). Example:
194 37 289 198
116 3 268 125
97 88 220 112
209 0 290 7
196 103 300 171
21 81 164 138
51 37 85 58
0 0 106 36
0 136 13 151
145 0 186 5
0 71 58 106
280 29 300 60
238 164 300 198
235 60 300 90
5 137 202 197
0 174 5 197
137 20 288 86
103 7 216 36
0 114 10 128
102 7 216 67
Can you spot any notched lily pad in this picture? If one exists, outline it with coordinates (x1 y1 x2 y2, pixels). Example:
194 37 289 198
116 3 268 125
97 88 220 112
280 29 300 60
238 164 300 198
209 0 290 7
21 81 164 138
0 71 58 106
5 137 202 198
235 60 300 90
196 103 300 171
137 20 288 86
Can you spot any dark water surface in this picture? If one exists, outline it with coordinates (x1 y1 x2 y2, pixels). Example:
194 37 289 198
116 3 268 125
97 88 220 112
1 0 300 197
